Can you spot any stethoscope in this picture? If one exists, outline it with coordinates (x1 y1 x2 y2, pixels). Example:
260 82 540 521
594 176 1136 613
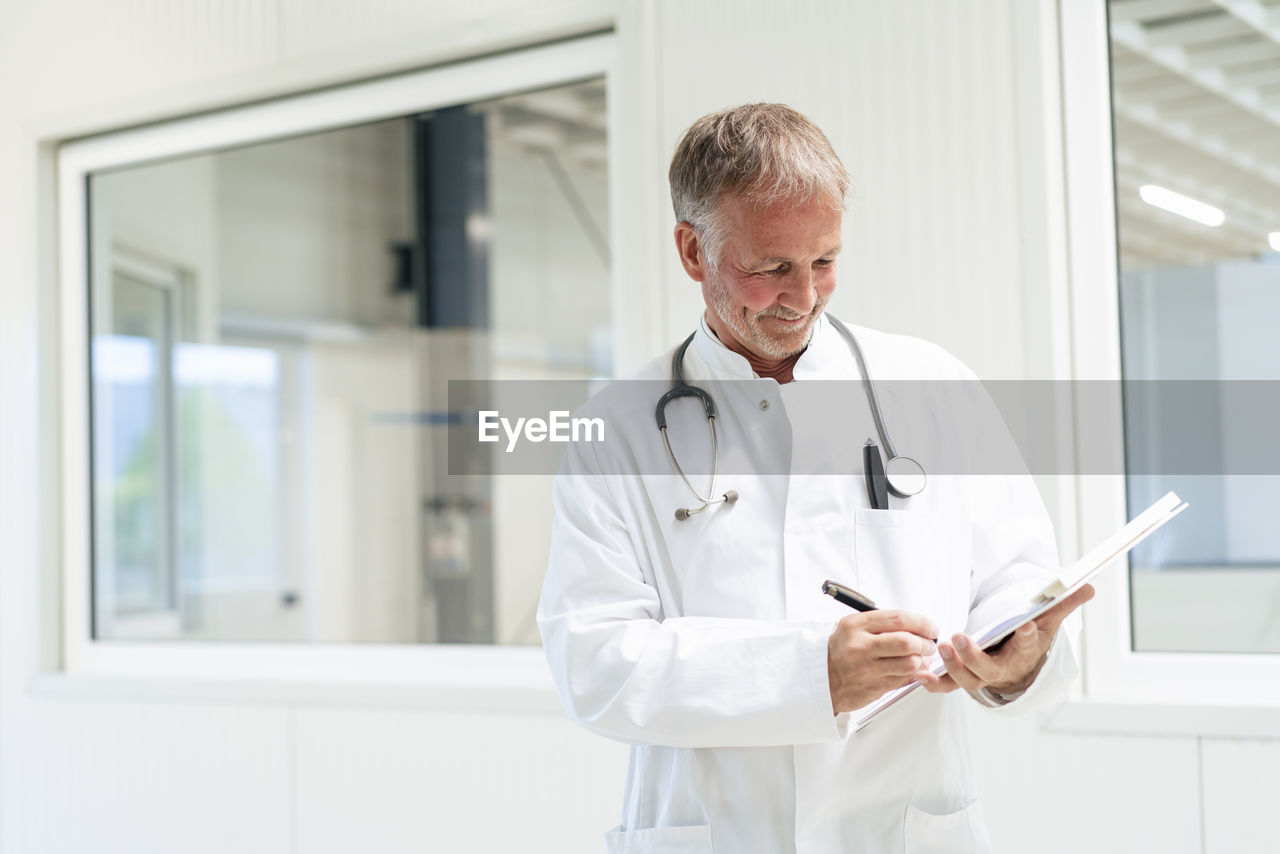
655 315 927 521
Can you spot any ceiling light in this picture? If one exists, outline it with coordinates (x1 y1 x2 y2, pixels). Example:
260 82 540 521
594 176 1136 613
1269 232 1280 252
1138 184 1225 227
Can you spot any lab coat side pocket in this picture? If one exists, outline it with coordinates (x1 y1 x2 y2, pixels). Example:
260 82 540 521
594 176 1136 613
604 823 714 853
903 802 992 854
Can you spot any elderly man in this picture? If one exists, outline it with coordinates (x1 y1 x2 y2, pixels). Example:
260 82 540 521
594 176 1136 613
538 104 1091 854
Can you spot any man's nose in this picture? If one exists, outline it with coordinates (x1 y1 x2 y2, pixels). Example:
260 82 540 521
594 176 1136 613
779 267 817 313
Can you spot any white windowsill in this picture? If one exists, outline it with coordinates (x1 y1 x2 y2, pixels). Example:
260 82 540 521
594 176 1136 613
1043 699 1280 740
27 668 566 714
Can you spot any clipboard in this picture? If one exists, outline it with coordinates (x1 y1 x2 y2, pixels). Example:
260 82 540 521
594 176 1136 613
851 491 1189 731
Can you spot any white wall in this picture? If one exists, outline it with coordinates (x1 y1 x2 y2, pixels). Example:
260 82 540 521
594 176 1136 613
654 1 1039 381
3 1 1279 853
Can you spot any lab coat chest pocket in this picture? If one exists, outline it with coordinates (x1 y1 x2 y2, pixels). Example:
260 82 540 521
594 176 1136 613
853 509 970 637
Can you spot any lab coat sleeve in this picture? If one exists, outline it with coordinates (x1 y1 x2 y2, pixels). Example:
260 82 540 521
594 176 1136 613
950 361 1081 714
537 442 843 749
962 471 1080 715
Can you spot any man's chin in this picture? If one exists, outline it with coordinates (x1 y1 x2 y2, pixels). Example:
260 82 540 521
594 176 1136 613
749 318 816 359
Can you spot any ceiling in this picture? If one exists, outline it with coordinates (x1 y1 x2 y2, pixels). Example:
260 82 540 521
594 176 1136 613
1109 0 1280 269
478 79 607 172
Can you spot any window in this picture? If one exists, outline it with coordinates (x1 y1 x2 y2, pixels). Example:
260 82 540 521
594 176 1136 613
59 35 615 680
1061 2 1280 707
1107 0 1280 655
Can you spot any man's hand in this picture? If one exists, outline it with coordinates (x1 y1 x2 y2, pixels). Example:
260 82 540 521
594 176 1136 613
918 584 1095 697
828 610 938 714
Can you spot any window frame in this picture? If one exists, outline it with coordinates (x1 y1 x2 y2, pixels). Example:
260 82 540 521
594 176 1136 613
97 249 186 625
58 33 617 690
1060 1 1280 710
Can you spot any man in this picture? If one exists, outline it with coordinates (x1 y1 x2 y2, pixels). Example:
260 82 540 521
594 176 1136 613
538 104 1092 854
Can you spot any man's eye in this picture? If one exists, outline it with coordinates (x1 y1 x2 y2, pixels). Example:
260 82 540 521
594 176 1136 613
814 258 834 267
755 266 786 276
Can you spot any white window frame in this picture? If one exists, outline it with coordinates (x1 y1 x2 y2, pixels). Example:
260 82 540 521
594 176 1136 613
98 249 187 627
57 33 618 695
1060 1 1280 711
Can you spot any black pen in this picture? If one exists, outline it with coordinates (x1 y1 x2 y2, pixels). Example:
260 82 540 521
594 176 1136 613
863 439 889 510
822 579 877 611
822 580 939 643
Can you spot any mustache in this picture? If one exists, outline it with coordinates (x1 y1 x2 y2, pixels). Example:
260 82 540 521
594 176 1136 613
756 301 826 322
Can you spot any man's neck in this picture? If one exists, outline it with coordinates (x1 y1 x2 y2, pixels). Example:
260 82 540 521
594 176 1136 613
748 351 803 384
703 314 806 384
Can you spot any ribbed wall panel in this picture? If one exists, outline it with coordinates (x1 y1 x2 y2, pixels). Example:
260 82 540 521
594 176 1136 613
1202 738 1280 854
295 708 627 853
9 0 279 112
276 0 611 63
967 705 1202 854
658 0 1028 379
6 700 291 853
2 1 610 123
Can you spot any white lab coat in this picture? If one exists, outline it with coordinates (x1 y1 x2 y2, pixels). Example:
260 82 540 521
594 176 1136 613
538 313 1078 854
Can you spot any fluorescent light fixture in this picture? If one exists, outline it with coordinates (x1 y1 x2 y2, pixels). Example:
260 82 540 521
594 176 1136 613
1138 184 1225 227
1270 232 1280 252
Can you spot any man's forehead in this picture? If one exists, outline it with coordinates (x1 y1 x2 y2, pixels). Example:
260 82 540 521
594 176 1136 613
744 242 844 265
724 192 840 229
733 216 844 258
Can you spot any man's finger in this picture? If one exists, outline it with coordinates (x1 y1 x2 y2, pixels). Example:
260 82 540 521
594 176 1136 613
1033 584 1095 635
868 631 937 659
948 634 1006 683
918 670 959 694
876 654 927 678
937 643 984 692
860 609 938 640
1008 620 1041 654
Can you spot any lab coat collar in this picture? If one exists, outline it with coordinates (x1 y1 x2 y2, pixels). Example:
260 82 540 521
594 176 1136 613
690 312 839 382
690 313 760 380
792 312 850 381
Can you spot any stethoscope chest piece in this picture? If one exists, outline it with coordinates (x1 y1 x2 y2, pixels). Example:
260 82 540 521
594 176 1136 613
884 455 927 498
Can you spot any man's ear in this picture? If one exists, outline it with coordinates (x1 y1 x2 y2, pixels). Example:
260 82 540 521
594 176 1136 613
674 222 707 283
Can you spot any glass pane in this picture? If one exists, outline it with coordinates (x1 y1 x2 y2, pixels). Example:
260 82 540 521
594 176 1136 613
95 271 175 624
1107 1 1280 653
87 78 609 644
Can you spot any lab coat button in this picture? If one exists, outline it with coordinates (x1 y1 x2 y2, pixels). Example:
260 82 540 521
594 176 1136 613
760 399 770 410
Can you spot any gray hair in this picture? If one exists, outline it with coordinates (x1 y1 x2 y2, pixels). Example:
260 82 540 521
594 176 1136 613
669 103 850 269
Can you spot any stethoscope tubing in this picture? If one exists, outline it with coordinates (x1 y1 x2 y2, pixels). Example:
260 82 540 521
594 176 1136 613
829 317 927 499
831 317 897 460
659 413 721 510
658 314 925 517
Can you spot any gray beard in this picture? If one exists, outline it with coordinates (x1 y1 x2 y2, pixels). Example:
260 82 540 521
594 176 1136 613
707 289 823 359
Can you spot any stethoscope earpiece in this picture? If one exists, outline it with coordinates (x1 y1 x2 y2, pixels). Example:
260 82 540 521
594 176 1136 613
674 490 739 522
